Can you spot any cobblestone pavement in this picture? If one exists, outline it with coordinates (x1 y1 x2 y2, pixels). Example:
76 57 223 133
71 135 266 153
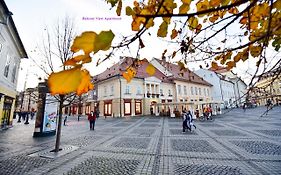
0 106 281 175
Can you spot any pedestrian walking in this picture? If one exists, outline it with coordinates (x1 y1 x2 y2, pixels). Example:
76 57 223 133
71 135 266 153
182 109 191 132
63 115 68 126
187 110 196 130
88 111 96 130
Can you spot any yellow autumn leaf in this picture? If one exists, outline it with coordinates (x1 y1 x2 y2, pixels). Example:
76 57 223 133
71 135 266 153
182 0 191 4
211 61 219 70
145 18 154 29
226 61 236 70
221 0 230 6
116 0 122 16
122 67 137 83
233 53 241 63
106 0 119 7
157 21 168 37
126 6 134 16
250 45 262 57
76 70 94 96
63 59 78 67
146 63 156 76
71 32 97 54
210 0 220 7
239 17 247 25
132 17 146 31
48 66 92 95
63 54 92 66
93 30 115 53
273 0 281 9
170 29 178 39
228 7 239 14
188 17 198 30
209 15 219 23
178 61 187 71
196 0 209 17
179 3 190 14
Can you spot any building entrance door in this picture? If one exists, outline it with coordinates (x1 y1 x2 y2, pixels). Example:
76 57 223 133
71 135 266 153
1 102 12 128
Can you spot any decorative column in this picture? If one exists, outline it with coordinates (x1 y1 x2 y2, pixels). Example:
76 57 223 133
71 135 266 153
144 82 147 98
149 84 152 98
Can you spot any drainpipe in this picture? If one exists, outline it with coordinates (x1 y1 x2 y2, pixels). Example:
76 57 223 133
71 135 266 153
219 79 224 107
119 75 122 117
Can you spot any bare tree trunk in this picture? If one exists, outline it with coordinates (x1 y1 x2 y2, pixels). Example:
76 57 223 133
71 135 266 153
54 94 64 152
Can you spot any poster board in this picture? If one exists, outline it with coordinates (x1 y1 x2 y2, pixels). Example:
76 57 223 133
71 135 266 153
42 93 58 132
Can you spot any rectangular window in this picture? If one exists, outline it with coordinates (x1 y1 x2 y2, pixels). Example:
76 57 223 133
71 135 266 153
104 101 112 116
178 85 181 95
160 89 163 95
168 89 172 96
11 63 17 83
125 85 130 94
124 101 131 115
137 86 141 94
204 88 206 96
4 54 11 78
195 87 198 95
207 89 209 96
199 88 201 95
183 86 187 95
135 100 142 115
103 86 107 97
111 85 114 96
191 87 194 95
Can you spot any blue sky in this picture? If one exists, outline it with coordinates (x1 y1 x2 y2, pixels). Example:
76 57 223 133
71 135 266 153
6 0 279 91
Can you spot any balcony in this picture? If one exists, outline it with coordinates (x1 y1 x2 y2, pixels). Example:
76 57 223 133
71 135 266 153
146 93 160 98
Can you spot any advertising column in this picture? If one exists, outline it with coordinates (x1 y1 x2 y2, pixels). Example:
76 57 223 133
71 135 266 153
33 82 57 137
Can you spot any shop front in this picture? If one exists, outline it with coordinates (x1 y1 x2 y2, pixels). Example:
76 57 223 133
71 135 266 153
1 96 14 129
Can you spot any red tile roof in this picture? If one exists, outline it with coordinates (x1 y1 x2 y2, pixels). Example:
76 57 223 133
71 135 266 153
93 57 211 86
155 59 212 86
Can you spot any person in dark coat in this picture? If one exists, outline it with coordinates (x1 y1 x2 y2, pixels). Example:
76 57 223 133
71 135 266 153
88 111 96 130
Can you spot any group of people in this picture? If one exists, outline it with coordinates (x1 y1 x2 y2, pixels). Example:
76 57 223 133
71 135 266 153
203 105 212 120
182 109 196 132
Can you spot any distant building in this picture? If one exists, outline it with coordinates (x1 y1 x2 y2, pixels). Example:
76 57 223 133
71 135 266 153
195 69 236 108
15 87 38 113
0 0 27 129
71 57 212 118
250 67 281 105
208 66 247 107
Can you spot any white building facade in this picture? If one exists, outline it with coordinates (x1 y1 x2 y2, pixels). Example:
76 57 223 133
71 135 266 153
89 57 212 118
0 0 27 128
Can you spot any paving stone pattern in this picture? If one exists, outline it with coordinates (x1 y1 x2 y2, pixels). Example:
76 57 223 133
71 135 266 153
111 138 151 149
0 107 281 175
231 140 281 155
211 129 247 136
170 129 198 135
171 139 218 153
67 157 140 175
174 164 244 175
255 130 281 136
0 155 51 175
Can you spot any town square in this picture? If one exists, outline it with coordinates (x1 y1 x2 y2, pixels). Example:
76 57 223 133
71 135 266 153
0 0 281 174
